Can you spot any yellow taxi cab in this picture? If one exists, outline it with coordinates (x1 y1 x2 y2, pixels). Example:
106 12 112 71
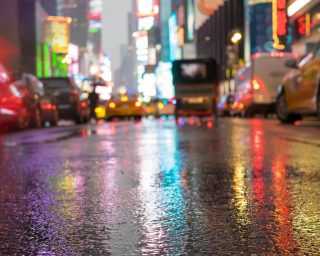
95 102 107 120
144 100 157 117
276 43 320 123
144 99 176 118
105 95 143 121
156 99 176 116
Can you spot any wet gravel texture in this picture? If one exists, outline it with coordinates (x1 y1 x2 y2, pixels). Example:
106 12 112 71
0 118 319 255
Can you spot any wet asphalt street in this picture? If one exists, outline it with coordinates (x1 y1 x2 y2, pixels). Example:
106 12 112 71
0 118 319 255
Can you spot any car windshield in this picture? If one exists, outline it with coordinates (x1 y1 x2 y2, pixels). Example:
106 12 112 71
312 42 320 57
42 79 71 91
299 42 320 67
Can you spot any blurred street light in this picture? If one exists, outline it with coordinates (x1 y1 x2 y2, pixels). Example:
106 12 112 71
227 30 243 94
231 32 242 45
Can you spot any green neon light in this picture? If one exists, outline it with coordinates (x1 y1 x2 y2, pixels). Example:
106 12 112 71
52 52 58 77
36 44 43 78
43 44 52 77
89 27 99 33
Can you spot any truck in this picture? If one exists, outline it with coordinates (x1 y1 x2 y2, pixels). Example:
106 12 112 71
172 58 219 119
232 52 299 117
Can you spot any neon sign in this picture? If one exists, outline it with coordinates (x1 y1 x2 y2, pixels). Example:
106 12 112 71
272 0 287 50
297 14 311 37
136 0 159 18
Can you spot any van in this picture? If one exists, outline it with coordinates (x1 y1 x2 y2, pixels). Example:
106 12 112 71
172 58 219 119
232 52 299 117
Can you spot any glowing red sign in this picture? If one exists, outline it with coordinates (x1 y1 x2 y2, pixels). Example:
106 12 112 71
136 0 159 18
297 16 306 36
277 0 287 36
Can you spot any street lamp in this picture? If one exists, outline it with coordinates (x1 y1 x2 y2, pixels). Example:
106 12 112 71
226 30 243 94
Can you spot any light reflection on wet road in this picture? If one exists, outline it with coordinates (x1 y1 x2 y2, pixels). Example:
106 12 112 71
0 118 319 255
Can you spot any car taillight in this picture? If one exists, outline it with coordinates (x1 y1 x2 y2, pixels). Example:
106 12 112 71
135 101 142 107
121 96 129 102
41 103 56 110
251 79 262 90
0 97 8 103
109 102 116 108
15 98 23 104
80 102 87 108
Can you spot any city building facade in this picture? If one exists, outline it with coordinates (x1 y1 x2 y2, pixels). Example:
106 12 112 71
287 0 320 55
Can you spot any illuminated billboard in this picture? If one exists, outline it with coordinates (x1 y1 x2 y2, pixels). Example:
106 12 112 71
249 3 274 53
169 13 182 61
187 0 195 41
87 0 103 20
138 17 155 31
272 0 288 50
156 62 174 99
136 0 159 17
288 0 312 17
45 16 71 54
68 44 79 75
134 31 149 63
198 0 223 15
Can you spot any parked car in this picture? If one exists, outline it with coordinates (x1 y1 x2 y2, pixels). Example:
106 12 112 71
276 42 320 123
15 74 58 127
217 94 234 117
105 95 143 121
41 77 90 124
0 66 32 131
232 52 299 117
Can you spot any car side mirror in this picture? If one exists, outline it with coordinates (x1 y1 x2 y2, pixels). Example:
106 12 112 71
285 59 298 69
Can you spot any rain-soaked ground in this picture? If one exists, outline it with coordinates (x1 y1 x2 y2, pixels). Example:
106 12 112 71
0 118 319 255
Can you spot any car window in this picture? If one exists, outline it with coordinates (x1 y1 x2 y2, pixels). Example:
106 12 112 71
29 76 45 96
299 43 320 67
314 46 320 57
42 79 72 91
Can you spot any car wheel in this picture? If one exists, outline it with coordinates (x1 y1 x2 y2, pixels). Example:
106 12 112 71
276 91 301 124
50 111 59 127
82 115 89 124
134 116 142 121
106 117 113 122
18 114 30 130
74 112 83 124
241 109 253 118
